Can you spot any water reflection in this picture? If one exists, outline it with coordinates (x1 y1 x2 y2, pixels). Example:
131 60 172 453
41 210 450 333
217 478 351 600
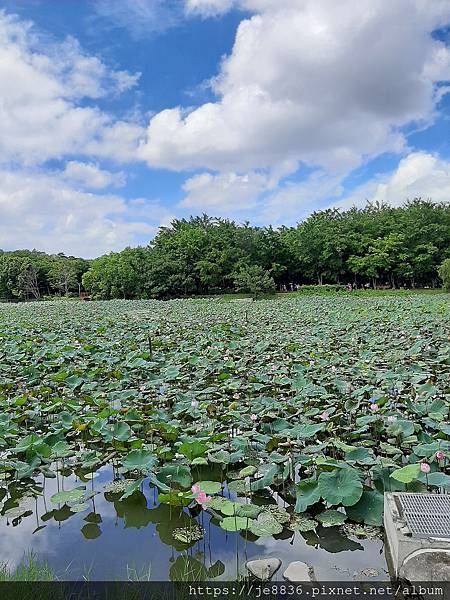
0 465 388 581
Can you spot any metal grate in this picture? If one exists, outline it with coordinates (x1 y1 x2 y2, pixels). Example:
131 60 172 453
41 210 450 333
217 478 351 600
395 493 450 539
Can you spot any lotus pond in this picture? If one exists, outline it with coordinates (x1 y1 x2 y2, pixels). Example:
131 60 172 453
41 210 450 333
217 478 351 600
0 295 448 581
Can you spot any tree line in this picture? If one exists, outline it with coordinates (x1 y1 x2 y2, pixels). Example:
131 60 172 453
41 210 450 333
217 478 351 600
1 200 449 301
0 251 89 300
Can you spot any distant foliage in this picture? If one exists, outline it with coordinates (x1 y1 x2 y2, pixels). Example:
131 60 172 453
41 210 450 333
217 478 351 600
0 250 88 301
1 200 450 300
233 264 276 299
438 258 450 291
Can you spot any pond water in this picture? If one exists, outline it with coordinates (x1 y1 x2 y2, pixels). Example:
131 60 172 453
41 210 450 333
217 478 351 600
0 465 388 581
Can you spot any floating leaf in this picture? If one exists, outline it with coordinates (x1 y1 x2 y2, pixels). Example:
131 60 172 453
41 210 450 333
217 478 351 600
220 516 249 531
51 487 85 505
317 509 347 527
249 512 283 537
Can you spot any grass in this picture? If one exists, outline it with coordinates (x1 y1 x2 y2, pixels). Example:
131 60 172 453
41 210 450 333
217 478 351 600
0 554 55 582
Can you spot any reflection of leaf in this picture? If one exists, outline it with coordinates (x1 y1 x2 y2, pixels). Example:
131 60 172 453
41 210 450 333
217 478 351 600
84 512 102 524
303 526 364 553
207 560 225 579
158 491 192 506
169 555 209 582
81 523 101 539
113 491 153 529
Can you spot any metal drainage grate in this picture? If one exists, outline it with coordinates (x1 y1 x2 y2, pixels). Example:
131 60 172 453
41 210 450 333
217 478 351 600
395 493 450 539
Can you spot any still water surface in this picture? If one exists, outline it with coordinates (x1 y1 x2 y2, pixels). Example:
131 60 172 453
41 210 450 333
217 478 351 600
0 465 388 581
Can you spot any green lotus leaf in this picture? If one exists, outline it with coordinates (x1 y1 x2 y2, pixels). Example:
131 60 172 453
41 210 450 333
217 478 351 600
220 516 249 531
122 450 157 473
288 514 317 532
295 479 321 513
157 464 192 489
248 512 283 537
390 463 421 484
318 468 363 507
51 487 85 505
317 509 347 527
120 478 145 499
194 481 222 495
346 490 384 526
178 441 208 461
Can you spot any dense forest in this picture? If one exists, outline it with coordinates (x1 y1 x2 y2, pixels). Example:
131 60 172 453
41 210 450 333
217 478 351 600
1 200 449 300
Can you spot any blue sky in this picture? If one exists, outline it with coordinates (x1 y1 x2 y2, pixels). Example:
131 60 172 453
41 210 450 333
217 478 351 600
1 0 450 257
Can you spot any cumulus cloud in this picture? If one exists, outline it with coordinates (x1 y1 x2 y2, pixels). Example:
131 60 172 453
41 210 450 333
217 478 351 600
0 169 172 258
139 0 450 176
336 152 450 210
0 10 143 166
63 162 126 189
181 171 270 211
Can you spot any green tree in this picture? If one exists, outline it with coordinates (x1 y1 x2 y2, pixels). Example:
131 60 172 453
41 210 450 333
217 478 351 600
438 258 450 291
233 264 275 299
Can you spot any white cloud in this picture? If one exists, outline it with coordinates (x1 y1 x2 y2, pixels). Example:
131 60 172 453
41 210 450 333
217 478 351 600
63 161 126 189
260 171 344 225
140 0 450 176
0 10 143 166
0 168 171 258
94 0 183 37
336 152 450 211
181 171 269 211
185 0 237 17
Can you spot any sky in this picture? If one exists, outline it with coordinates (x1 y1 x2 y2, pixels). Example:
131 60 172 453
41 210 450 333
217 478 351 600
1 0 450 258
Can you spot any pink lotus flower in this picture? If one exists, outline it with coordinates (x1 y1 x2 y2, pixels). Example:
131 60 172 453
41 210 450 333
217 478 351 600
370 403 379 412
320 411 329 421
420 462 431 474
436 451 445 461
191 400 199 409
191 484 201 494
250 414 258 422
196 491 211 509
